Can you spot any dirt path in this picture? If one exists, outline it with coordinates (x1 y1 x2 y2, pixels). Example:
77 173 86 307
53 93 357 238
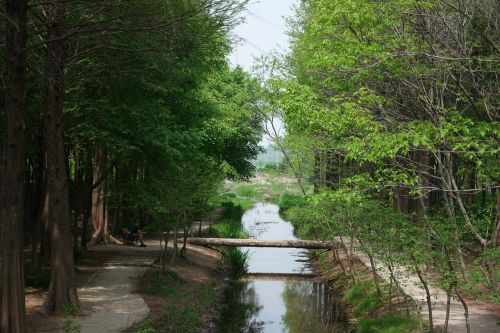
59 242 160 333
339 238 500 332
52 210 224 333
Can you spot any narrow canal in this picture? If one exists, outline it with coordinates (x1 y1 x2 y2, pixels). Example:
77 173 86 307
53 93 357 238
216 202 347 333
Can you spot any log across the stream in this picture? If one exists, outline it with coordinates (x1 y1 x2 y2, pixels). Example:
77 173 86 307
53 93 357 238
186 238 336 249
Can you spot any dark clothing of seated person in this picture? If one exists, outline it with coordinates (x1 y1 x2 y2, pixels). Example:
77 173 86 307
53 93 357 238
129 223 146 247
122 227 137 245
122 223 146 247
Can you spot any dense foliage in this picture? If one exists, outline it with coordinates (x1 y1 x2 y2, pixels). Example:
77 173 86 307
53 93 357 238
0 0 263 326
266 0 499 331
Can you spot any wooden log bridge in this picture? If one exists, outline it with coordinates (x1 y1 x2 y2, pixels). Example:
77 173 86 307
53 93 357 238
186 238 335 249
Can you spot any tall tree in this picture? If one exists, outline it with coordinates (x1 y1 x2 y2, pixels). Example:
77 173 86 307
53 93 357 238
41 0 80 314
0 0 28 331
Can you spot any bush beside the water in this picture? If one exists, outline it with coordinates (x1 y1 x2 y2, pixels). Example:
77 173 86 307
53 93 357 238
278 193 306 212
140 275 219 333
217 193 253 211
357 315 419 333
212 201 249 276
221 201 244 220
353 292 381 316
234 184 263 200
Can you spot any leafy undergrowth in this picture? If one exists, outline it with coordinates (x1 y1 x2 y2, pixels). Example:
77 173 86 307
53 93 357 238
210 201 249 277
231 181 311 203
344 282 382 317
278 193 306 212
310 249 422 333
340 278 421 332
133 271 220 333
357 315 419 333
148 271 185 298
458 264 500 303
216 193 253 211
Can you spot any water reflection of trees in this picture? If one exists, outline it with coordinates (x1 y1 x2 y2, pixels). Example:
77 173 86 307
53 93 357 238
281 280 347 333
216 280 263 333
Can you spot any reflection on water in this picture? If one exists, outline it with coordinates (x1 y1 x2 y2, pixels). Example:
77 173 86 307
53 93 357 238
282 280 347 332
216 203 347 333
216 280 263 333
241 203 311 274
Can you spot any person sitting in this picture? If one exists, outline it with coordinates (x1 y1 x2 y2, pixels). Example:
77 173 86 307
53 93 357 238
131 223 146 247
122 227 139 246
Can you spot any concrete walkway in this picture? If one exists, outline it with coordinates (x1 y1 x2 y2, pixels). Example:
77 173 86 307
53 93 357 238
62 209 224 333
340 238 499 332
63 243 160 333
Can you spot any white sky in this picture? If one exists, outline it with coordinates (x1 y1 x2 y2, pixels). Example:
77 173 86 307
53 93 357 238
229 1 296 147
229 0 297 72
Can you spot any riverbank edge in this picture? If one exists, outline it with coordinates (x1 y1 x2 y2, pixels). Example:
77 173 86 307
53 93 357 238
306 246 423 333
126 203 250 333
125 244 233 333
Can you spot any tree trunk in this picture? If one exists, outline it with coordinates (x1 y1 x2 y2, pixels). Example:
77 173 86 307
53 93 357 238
80 158 92 250
396 184 410 212
443 188 467 280
31 147 46 271
492 189 499 247
388 263 410 318
40 191 50 261
88 146 120 245
438 152 468 280
313 151 321 193
465 172 475 207
181 226 188 256
160 231 169 273
356 236 382 299
172 225 179 263
73 146 83 252
41 4 81 313
411 254 433 333
454 287 470 333
415 149 429 229
186 237 336 249
0 0 28 331
444 288 451 333
338 234 359 283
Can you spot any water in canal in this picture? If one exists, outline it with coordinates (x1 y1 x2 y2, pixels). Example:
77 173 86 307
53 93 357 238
216 202 347 333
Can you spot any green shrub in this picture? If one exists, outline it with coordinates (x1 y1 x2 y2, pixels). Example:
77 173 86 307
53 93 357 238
344 283 371 304
182 306 202 327
234 184 262 199
149 282 182 298
212 218 248 238
354 292 381 316
278 193 306 212
201 279 219 307
148 271 184 298
357 315 418 333
154 270 184 284
134 320 154 333
220 247 249 277
221 201 244 220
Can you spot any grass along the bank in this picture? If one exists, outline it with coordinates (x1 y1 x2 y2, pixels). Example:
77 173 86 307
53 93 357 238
230 181 312 203
133 272 220 333
312 250 422 333
214 192 253 211
210 201 250 276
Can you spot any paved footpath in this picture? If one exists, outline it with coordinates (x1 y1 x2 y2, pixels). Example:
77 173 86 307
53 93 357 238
60 210 223 333
62 243 160 333
339 238 499 333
